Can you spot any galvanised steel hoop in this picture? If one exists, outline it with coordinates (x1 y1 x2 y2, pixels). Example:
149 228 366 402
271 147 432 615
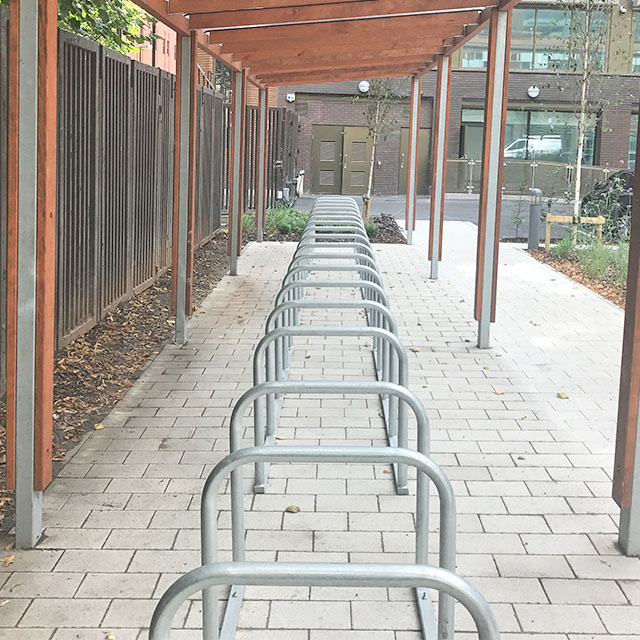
251 326 409 493
194 445 458 640
151 563 498 640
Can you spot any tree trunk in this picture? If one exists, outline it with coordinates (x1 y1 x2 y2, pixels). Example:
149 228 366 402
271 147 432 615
572 9 591 246
363 107 379 221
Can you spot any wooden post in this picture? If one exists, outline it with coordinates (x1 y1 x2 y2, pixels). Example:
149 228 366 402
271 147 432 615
615 113 640 554
404 75 421 245
6 0 20 494
185 32 198 317
545 214 552 252
428 54 451 279
228 69 247 275
7 0 56 548
255 88 268 242
474 8 511 349
34 0 57 491
173 35 193 345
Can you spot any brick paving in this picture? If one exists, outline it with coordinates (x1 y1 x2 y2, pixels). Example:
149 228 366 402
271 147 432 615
0 219 637 639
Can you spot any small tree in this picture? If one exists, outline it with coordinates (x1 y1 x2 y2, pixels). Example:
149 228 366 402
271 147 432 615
357 78 400 219
57 0 157 53
552 0 621 243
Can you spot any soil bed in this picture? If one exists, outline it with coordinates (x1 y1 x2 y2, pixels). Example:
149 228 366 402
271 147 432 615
528 248 626 309
245 213 406 244
0 233 232 534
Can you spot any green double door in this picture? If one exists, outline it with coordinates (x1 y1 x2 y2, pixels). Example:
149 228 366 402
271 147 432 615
398 127 431 195
311 125 374 195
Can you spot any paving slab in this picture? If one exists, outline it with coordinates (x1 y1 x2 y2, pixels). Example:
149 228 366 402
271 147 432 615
0 220 635 637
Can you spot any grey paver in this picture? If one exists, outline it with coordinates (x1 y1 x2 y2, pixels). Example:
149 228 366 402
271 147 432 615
2 227 635 637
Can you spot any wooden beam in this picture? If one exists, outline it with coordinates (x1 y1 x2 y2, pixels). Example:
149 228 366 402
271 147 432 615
170 0 364 12
237 42 447 67
34 0 57 491
261 67 415 85
191 0 491 30
208 13 480 48
258 59 430 78
252 54 438 76
133 0 265 86
443 6 493 55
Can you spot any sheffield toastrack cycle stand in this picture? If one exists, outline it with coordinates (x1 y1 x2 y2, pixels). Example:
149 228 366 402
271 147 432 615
150 197 498 640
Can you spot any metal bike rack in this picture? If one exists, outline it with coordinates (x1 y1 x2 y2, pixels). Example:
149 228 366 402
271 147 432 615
256 197 410 490
252 327 409 493
149 445 500 640
148 197 498 640
201 445 454 640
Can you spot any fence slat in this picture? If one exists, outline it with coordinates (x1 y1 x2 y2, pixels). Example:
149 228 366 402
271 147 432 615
0 24 299 392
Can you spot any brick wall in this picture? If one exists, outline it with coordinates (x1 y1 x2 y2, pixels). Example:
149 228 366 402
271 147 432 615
280 70 640 195
287 92 433 195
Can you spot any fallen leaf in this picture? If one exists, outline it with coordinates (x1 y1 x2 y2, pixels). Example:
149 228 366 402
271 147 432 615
105 632 117 640
0 600 8 606
517 456 525 461
556 393 569 400
2 555 14 567
483 366 489 370
94 423 104 430
285 505 300 514
383 470 391 475
495 391 504 396
275 436 288 441
410 347 420 353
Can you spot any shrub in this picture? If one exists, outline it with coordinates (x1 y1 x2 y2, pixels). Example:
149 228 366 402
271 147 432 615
610 242 629 287
551 237 576 260
364 220 379 238
576 243 612 281
265 206 308 235
242 212 256 232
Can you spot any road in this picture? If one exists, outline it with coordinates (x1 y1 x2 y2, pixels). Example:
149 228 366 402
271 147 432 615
296 194 572 240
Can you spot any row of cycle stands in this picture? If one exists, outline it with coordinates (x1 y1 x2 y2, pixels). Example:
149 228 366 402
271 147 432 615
150 196 500 639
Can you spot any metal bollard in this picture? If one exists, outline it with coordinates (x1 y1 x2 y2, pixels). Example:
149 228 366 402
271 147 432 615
528 187 542 250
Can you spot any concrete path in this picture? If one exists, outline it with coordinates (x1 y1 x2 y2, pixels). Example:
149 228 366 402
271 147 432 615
0 220 636 639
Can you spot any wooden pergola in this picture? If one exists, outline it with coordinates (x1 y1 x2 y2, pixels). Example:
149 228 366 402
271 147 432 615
10 0 640 562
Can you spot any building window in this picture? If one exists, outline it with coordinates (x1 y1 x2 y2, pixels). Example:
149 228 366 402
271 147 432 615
461 6 607 71
633 14 640 72
510 8 535 70
460 107 597 165
461 29 489 69
630 114 638 169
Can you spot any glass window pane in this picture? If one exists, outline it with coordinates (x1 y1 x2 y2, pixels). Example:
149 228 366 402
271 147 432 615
534 9 571 70
630 114 638 169
504 111 529 159
633 13 640 72
511 8 535 70
529 111 595 165
461 109 485 123
461 27 488 69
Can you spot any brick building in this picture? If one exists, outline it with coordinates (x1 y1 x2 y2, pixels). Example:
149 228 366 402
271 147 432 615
278 0 640 197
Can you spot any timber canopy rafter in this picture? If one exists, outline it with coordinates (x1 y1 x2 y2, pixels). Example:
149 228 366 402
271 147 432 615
134 0 519 95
